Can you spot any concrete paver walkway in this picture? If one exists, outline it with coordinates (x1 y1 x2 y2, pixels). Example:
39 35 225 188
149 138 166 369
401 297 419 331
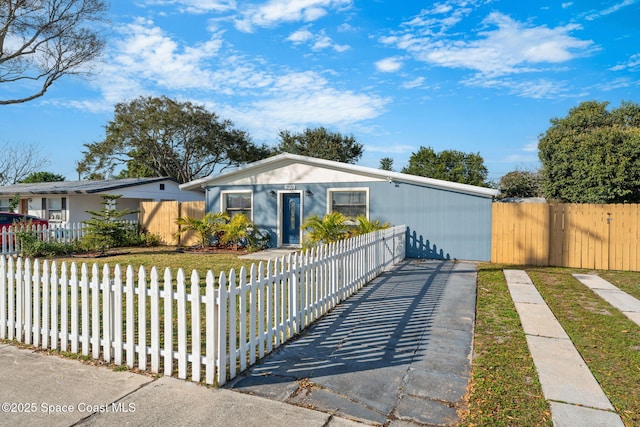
228 259 477 426
573 273 640 327
504 270 624 427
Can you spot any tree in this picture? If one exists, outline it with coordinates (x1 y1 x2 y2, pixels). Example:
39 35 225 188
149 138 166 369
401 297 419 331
379 157 394 171
401 146 489 186
498 169 542 199
82 195 138 253
0 0 107 105
20 171 66 183
0 143 49 185
77 96 272 183
538 100 640 203
275 127 363 164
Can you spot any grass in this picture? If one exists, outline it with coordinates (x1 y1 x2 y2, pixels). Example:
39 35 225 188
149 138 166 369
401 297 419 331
462 264 551 427
48 246 259 280
465 264 640 427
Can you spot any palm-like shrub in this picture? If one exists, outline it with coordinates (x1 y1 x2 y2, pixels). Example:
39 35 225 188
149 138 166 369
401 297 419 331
220 213 252 250
350 215 390 236
174 212 229 248
301 212 350 245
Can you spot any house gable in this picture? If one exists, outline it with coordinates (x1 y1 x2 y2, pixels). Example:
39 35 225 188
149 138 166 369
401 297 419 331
216 163 386 186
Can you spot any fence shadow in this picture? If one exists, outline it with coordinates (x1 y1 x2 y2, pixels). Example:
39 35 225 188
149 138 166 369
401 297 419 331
228 260 453 393
405 229 451 260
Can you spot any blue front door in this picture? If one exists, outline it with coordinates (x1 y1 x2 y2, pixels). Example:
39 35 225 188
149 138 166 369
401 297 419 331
282 193 301 245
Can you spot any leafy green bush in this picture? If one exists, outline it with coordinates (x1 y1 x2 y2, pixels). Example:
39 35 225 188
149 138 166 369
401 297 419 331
16 230 82 258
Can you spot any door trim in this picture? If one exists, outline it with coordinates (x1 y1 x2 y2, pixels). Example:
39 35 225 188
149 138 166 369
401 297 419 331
277 191 303 247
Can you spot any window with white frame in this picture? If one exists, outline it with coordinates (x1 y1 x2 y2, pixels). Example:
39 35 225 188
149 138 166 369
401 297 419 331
0 199 10 212
222 191 252 219
329 188 368 217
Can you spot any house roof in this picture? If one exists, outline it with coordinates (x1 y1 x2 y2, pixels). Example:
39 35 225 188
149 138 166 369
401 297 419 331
180 153 499 198
0 177 177 196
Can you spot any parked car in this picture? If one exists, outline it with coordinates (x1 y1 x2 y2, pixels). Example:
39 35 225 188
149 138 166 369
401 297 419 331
0 212 49 229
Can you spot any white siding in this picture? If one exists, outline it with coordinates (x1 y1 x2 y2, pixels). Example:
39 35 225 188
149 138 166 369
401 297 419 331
221 164 386 185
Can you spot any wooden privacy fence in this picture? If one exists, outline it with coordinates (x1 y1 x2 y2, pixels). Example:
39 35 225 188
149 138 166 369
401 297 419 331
492 203 640 271
139 200 205 247
0 225 406 386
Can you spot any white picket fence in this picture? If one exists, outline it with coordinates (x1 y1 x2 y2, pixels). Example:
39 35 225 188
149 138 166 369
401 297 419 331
0 222 137 255
0 225 405 385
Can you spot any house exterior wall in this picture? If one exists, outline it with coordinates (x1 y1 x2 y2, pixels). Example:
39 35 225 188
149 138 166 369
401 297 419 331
0 180 203 225
205 180 493 261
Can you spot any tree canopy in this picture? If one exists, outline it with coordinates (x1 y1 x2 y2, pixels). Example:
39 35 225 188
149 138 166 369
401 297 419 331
20 171 66 183
275 127 363 164
538 100 640 203
401 146 489 186
498 169 542 199
76 96 272 183
379 157 394 171
0 0 107 105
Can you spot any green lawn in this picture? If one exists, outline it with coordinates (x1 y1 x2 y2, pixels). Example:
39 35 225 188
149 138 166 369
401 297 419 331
465 264 640 427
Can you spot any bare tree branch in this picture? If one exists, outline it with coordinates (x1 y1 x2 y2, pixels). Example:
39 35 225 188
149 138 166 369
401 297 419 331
0 142 50 184
0 0 107 105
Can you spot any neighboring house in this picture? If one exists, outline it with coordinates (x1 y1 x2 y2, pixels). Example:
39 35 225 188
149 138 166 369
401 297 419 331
0 177 204 225
180 154 499 261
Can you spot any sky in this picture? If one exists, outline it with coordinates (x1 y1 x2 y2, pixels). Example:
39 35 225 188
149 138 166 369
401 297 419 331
1 0 640 184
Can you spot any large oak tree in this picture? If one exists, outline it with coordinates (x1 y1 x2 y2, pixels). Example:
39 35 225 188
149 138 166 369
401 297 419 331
538 100 640 203
402 146 489 187
275 127 363 164
77 96 272 183
0 0 107 105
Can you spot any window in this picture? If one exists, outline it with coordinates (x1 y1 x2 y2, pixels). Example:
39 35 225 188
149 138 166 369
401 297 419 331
0 199 10 212
47 197 66 222
223 191 252 219
329 189 368 217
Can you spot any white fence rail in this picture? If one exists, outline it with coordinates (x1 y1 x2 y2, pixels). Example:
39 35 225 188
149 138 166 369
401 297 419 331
0 222 137 255
0 225 405 385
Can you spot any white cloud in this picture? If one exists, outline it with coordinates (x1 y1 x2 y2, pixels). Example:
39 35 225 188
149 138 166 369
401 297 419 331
286 27 350 52
107 18 223 91
523 141 538 152
380 8 595 98
402 77 426 89
609 53 640 71
463 75 571 99
375 57 403 73
585 0 636 21
143 0 237 14
234 0 352 32
223 70 388 140
286 29 314 44
419 13 593 77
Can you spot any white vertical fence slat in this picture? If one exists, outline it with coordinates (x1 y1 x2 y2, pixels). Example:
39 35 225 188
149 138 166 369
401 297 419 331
0 225 405 385
0 222 137 256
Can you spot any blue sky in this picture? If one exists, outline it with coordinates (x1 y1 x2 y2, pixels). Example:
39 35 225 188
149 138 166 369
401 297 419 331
2 0 639 183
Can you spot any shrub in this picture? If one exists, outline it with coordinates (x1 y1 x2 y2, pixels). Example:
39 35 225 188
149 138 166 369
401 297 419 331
174 212 229 248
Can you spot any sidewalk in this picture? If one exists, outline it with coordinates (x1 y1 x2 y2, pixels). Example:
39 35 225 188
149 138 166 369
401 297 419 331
0 259 476 427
